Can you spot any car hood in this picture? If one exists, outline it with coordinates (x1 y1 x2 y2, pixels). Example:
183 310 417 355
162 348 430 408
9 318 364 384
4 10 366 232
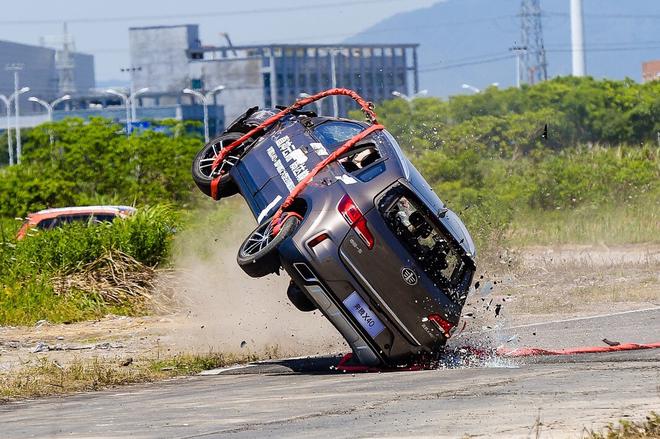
439 209 476 258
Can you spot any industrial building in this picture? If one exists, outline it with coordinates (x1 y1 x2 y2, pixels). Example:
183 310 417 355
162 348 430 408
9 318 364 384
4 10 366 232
642 60 660 83
2 24 418 143
0 39 95 114
129 24 420 121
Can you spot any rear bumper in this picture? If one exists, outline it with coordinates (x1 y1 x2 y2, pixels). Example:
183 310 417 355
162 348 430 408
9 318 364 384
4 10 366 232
300 283 380 366
279 218 428 366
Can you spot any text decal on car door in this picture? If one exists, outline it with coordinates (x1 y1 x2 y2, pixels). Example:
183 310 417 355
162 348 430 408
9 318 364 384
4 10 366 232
343 291 385 338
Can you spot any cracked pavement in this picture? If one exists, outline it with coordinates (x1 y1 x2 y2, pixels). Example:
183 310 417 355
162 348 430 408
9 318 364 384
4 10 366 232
0 308 658 438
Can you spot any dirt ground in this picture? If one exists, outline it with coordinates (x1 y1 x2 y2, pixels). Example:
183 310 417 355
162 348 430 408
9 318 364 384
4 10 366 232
1 244 658 376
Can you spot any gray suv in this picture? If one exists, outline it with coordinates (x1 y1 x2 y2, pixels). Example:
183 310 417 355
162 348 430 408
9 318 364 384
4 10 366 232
192 94 476 366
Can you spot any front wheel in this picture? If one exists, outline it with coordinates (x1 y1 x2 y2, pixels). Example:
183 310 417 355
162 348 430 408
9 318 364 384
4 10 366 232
237 214 301 278
191 132 242 198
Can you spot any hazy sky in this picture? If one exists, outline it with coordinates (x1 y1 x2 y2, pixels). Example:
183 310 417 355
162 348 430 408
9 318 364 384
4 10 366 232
0 0 437 82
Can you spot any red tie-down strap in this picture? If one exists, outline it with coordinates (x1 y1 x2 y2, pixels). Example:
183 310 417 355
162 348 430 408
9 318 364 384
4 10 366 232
270 123 384 229
209 88 380 200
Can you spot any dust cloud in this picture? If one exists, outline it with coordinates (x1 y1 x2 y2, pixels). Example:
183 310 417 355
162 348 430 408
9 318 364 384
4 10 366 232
161 204 346 358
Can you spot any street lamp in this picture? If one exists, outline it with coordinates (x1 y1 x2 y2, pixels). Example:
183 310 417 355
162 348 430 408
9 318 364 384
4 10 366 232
0 86 29 165
106 87 150 136
28 94 71 146
461 83 481 93
183 85 226 142
391 89 428 103
28 95 71 122
299 92 322 116
130 87 149 124
106 89 131 136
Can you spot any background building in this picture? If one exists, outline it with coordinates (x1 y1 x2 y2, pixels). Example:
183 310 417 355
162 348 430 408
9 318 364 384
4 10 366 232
129 24 419 121
642 60 660 83
0 39 95 113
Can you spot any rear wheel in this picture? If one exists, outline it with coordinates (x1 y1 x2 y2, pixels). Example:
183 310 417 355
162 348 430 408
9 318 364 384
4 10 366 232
287 281 317 312
191 132 242 198
237 215 301 278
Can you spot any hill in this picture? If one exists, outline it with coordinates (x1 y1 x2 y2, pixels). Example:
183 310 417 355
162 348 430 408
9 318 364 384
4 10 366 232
345 0 660 96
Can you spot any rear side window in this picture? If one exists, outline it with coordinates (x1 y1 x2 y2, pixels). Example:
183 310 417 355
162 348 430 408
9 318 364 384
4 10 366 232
378 186 467 295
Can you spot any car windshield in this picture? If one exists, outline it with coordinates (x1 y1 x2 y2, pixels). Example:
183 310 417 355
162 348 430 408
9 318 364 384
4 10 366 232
379 187 466 296
313 121 363 147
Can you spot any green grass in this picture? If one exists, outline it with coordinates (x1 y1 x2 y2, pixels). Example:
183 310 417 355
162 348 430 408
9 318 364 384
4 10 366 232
0 206 177 326
0 352 257 402
506 200 659 247
588 412 660 438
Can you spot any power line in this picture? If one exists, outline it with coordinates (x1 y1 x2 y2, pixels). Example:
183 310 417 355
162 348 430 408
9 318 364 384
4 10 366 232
544 11 660 19
75 15 518 55
417 40 660 73
0 0 425 26
419 54 514 73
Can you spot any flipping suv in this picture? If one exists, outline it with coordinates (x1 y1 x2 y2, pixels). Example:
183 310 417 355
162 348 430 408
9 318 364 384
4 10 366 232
191 89 476 367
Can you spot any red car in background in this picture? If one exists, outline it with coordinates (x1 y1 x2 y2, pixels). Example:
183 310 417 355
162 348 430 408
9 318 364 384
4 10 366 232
16 206 136 240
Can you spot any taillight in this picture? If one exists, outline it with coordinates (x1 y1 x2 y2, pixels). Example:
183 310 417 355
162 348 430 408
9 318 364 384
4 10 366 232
428 314 455 338
337 194 374 249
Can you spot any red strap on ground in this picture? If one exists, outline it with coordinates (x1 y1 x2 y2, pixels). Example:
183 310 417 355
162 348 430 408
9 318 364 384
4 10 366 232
337 342 660 373
335 353 427 373
497 342 660 358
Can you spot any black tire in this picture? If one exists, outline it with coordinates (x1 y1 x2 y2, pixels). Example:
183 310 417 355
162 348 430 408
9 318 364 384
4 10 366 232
237 215 301 278
191 132 242 198
287 281 317 312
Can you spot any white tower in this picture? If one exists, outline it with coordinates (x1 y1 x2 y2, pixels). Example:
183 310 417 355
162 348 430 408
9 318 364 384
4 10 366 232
55 23 76 94
570 0 586 76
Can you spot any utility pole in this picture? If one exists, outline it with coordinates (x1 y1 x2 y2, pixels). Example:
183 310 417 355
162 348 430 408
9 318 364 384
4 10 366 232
509 46 527 88
329 48 340 117
183 85 225 142
0 95 13 166
570 0 586 76
520 0 548 84
6 63 25 164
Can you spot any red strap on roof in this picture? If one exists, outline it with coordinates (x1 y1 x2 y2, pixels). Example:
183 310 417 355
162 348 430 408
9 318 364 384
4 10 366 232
210 88 379 172
209 88 385 221
270 123 384 225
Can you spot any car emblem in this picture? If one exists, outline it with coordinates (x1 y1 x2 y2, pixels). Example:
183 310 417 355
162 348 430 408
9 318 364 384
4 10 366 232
401 267 418 286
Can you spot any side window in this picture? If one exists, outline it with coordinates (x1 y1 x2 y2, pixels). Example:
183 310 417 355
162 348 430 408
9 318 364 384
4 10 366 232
94 214 117 223
337 143 383 175
69 214 95 224
36 218 58 230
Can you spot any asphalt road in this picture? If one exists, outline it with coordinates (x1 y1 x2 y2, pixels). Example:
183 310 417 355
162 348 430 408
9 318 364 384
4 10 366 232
1 308 659 439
